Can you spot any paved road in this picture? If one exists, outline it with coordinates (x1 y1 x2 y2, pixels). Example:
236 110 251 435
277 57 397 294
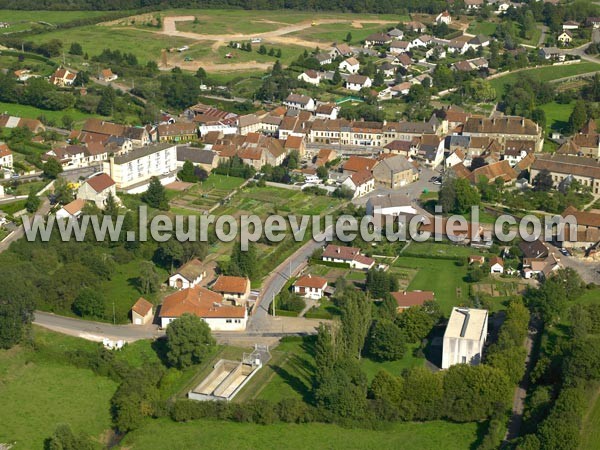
0 197 51 253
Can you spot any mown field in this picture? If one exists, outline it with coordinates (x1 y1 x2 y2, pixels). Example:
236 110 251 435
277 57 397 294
489 62 600 94
0 328 117 449
119 417 482 450
0 10 114 32
0 101 102 127
538 101 574 135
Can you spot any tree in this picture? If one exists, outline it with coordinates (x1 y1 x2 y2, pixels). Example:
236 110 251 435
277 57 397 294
468 79 496 103
138 261 160 294
227 241 257 279
61 114 74 130
453 178 480 213
438 176 456 213
25 188 40 213
332 68 342 84
68 42 83 56
155 240 184 271
72 288 105 318
258 44 267 55
178 160 198 183
166 313 216 368
103 191 120 217
97 86 116 116
442 364 512 422
345 32 352 42
568 99 587 133
195 67 207 80
532 169 553 192
314 322 337 379
365 269 398 298
142 176 169 210
373 70 385 87
400 366 444 421
314 358 368 419
368 319 407 361
43 158 63 179
0 270 36 349
338 290 371 359
395 301 439 342
316 165 329 181
46 423 94 450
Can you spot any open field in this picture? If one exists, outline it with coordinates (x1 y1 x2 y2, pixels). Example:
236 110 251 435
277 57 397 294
169 174 246 214
489 62 600 94
466 20 497 36
0 327 117 449
0 100 104 127
538 101 574 135
581 386 600 450
28 26 193 64
120 417 481 450
0 10 114 32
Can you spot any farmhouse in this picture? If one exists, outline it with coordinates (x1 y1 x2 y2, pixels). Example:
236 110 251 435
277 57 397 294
131 298 154 325
77 173 118 209
99 68 118 82
293 275 328 300
391 291 435 311
0 114 45 134
322 244 375 270
212 275 251 306
159 286 247 331
168 258 205 290
442 307 488 369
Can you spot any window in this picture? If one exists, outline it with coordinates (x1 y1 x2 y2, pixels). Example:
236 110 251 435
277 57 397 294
226 319 232 323
235 319 241 323
461 356 467 364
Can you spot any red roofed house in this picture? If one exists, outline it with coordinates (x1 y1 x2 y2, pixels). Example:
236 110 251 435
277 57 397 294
391 290 435 311
159 285 247 330
168 258 205 289
490 256 504 274
99 68 118 82
293 274 328 299
56 198 86 220
131 297 154 325
322 244 375 270
77 173 119 209
212 275 251 306
0 143 13 169
342 169 375 198
50 67 77 87
342 155 378 175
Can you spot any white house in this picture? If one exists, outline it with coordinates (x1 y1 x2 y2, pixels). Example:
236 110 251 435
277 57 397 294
436 11 452 24
159 286 247 331
77 173 118 209
322 244 375 270
558 31 573 45
56 198 85 220
495 0 511 14
339 57 360 74
411 35 433 48
168 258 205 289
0 144 13 169
297 70 321 86
283 93 316 111
342 170 375 198
562 21 579 30
293 275 328 300
99 68 118 82
345 74 372 91
390 40 411 54
490 256 504 274
442 307 488 369
465 0 484 9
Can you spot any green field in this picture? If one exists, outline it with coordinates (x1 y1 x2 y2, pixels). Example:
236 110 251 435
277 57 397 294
395 256 470 315
120 417 481 450
538 101 574 135
580 387 600 450
466 20 497 36
28 26 193 63
0 10 114 32
169 174 246 213
289 21 400 45
0 101 103 128
0 328 117 449
404 241 489 259
489 62 600 94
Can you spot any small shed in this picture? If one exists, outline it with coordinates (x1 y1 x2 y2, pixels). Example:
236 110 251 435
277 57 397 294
131 297 154 325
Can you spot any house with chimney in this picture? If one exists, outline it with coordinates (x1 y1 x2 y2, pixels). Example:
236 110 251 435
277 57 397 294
293 275 328 300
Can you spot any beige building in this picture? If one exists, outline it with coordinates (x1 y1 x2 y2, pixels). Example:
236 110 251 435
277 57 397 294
211 276 251 306
131 297 154 325
530 154 600 195
462 116 544 152
372 155 418 188
77 173 118 209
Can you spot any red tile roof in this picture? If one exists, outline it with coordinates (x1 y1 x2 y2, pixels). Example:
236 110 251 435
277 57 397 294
343 156 377 173
212 275 249 294
160 285 245 319
294 275 328 289
85 173 115 193
132 297 153 316
391 291 434 309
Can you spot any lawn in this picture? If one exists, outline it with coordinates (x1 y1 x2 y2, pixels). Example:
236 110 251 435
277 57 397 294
1 180 48 196
466 20 497 36
169 174 246 213
404 241 489 259
538 101 574 135
0 327 117 449
489 62 600 94
0 10 114 32
0 101 103 128
580 386 600 450
360 343 425 380
120 417 481 450
395 256 470 315
0 199 27 215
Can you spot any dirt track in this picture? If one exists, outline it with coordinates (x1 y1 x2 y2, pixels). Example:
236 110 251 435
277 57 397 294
157 15 396 71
